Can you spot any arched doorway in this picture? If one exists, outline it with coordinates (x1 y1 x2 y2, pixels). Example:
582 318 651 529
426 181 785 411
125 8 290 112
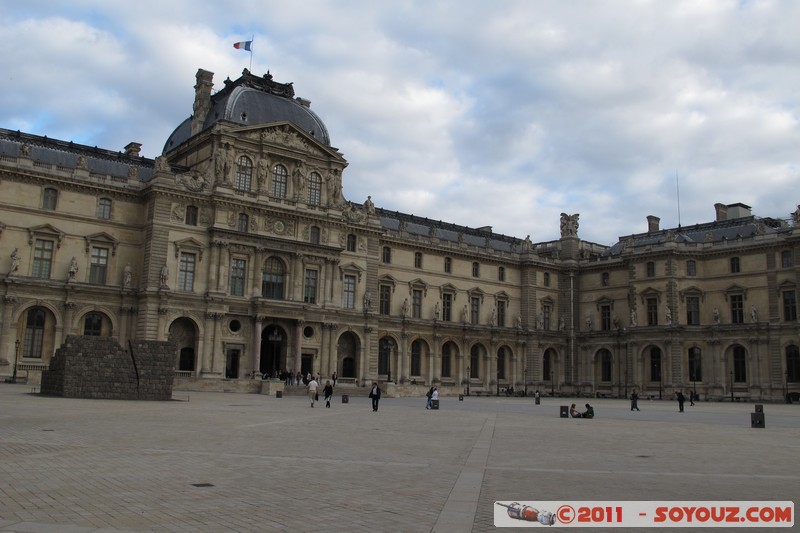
168 318 198 372
337 331 360 379
260 324 287 378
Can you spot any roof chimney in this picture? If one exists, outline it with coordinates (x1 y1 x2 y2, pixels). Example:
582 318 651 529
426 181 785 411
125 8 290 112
124 142 142 157
714 203 728 221
646 215 660 233
191 69 214 136
726 203 752 219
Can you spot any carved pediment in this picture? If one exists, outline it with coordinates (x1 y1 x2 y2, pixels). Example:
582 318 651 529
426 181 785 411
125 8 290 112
494 290 511 303
174 238 205 262
339 262 364 282
724 284 748 301
408 278 428 296
595 296 615 311
84 232 120 256
28 224 65 248
467 287 485 303
679 285 705 302
639 287 662 304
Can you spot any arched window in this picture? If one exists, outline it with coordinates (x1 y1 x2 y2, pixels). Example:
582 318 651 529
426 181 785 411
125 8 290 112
378 337 395 376
83 312 103 336
497 347 507 380
24 308 46 358
650 347 662 382
688 347 702 382
600 349 612 382
442 342 456 378
235 156 253 191
308 172 322 205
271 164 288 198
185 205 198 226
733 345 747 382
237 213 249 233
262 257 285 299
787 345 800 382
411 340 422 377
470 345 480 378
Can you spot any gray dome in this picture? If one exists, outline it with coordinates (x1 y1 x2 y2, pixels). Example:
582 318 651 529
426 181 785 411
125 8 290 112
163 69 330 154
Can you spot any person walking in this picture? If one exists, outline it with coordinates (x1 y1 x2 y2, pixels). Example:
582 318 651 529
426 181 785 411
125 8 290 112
332 371 337 387
307 376 319 408
425 386 435 409
430 387 439 408
630 389 640 411
689 391 695 406
676 391 686 412
323 380 334 408
369 382 382 411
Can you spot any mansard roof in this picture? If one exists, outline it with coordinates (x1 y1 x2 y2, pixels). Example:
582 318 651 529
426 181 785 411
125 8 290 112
0 128 155 183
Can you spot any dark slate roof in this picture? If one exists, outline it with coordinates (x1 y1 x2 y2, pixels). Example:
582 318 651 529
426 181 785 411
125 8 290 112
377 208 519 253
0 128 155 182
163 69 330 154
603 216 790 256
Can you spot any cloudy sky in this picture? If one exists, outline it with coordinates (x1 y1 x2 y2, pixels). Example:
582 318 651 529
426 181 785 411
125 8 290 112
2 1 799 244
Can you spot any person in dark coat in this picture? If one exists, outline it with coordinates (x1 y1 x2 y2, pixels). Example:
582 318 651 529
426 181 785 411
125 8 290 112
630 389 640 411
369 382 382 411
676 391 686 412
323 380 334 408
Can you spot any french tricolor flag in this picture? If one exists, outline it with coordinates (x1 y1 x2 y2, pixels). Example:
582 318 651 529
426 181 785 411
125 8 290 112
233 41 253 51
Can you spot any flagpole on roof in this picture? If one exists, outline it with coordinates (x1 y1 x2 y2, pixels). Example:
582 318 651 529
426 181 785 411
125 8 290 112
250 35 254 71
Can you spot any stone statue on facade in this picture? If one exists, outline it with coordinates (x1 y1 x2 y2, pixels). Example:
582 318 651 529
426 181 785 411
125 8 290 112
560 213 579 237
558 316 566 331
713 307 721 325
123 263 132 288
630 309 637 327
462 304 468 323
402 298 409 318
434 301 440 320
665 305 672 325
585 315 592 331
490 307 497 327
364 196 375 215
68 256 79 281
9 248 20 276
750 305 758 323
792 205 800 225
363 290 372 311
160 264 169 289
516 314 523 329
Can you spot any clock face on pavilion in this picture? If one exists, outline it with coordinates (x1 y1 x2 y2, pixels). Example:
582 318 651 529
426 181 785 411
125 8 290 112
274 221 285 233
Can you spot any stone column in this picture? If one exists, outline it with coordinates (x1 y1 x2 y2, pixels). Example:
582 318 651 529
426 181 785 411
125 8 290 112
216 244 228 292
253 317 263 376
294 320 303 375
399 331 409 383
0 296 17 365
157 306 168 341
211 313 224 375
208 241 220 292
63 301 76 337
252 249 264 298
201 312 214 373
293 253 304 302
360 326 372 386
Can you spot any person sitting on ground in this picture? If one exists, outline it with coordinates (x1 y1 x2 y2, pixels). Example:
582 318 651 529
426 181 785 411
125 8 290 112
582 403 595 419
569 403 581 418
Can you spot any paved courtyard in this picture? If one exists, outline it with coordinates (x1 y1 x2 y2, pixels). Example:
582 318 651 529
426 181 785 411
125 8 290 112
0 383 797 532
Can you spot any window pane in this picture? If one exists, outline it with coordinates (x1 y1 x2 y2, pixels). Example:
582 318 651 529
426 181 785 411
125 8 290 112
24 309 46 358
379 285 391 315
442 293 452 321
178 253 196 291
185 205 198 226
303 269 317 303
97 198 111 220
308 172 322 205
784 291 798 321
90 247 109 284
343 275 356 308
83 313 103 336
235 156 253 191
43 188 58 210
412 289 422 318
272 164 288 198
230 258 246 296
262 257 285 299
32 239 54 278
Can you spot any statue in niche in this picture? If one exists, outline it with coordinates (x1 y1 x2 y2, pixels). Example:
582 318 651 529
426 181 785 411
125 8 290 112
490 307 497 327
559 316 566 331
402 298 409 318
160 264 169 289
123 263 132 288
434 301 440 320
713 307 721 325
363 290 372 311
214 146 226 182
292 162 306 195
9 248 20 275
750 305 758 323
68 256 79 281
630 309 637 327
461 304 468 323
585 315 592 331
665 305 672 326
516 314 523 329
560 213 579 237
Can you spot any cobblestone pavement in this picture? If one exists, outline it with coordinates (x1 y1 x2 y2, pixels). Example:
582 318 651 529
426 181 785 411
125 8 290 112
0 384 798 532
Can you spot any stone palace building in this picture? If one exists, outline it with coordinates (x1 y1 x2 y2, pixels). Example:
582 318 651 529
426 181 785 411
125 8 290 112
1 68 799 400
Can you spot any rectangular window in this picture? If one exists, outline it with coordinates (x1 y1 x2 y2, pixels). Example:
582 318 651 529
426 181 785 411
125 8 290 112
472 262 480 277
686 296 700 326
498 266 506 282
185 205 198 226
782 250 794 268
730 294 744 324
601 304 611 331
230 258 246 296
414 252 422 269
32 239 54 278
497 300 506 327
646 261 655 277
646 297 658 326
444 257 452 274
178 253 196 291
303 269 318 304
310 226 320 244
470 296 480 325
543 272 550 287
442 293 452 321
343 275 356 309
730 257 740 273
89 247 109 284
688 348 702 382
43 188 58 210
379 285 391 315
97 198 112 221
784 290 798 322
687 260 697 277
382 246 391 264
412 289 422 319
308 174 322 205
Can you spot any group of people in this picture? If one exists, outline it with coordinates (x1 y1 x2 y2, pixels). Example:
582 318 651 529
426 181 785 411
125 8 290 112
277 370 338 388
304 374 337 408
631 389 698 412
569 403 594 418
425 386 439 409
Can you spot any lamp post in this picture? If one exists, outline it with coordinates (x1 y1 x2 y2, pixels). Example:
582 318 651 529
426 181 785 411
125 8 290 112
730 370 734 402
10 339 20 384
550 370 554 397
523 367 528 397
268 330 281 378
496 370 500 397
466 366 470 396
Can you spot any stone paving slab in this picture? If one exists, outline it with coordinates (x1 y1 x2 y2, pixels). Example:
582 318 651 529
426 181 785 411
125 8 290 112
0 384 798 532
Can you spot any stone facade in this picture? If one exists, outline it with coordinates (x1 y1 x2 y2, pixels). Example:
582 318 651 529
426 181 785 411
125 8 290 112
1 68 799 401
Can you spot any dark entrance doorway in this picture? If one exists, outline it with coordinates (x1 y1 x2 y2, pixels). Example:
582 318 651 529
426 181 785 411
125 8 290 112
301 354 313 378
225 349 240 379
260 325 286 378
